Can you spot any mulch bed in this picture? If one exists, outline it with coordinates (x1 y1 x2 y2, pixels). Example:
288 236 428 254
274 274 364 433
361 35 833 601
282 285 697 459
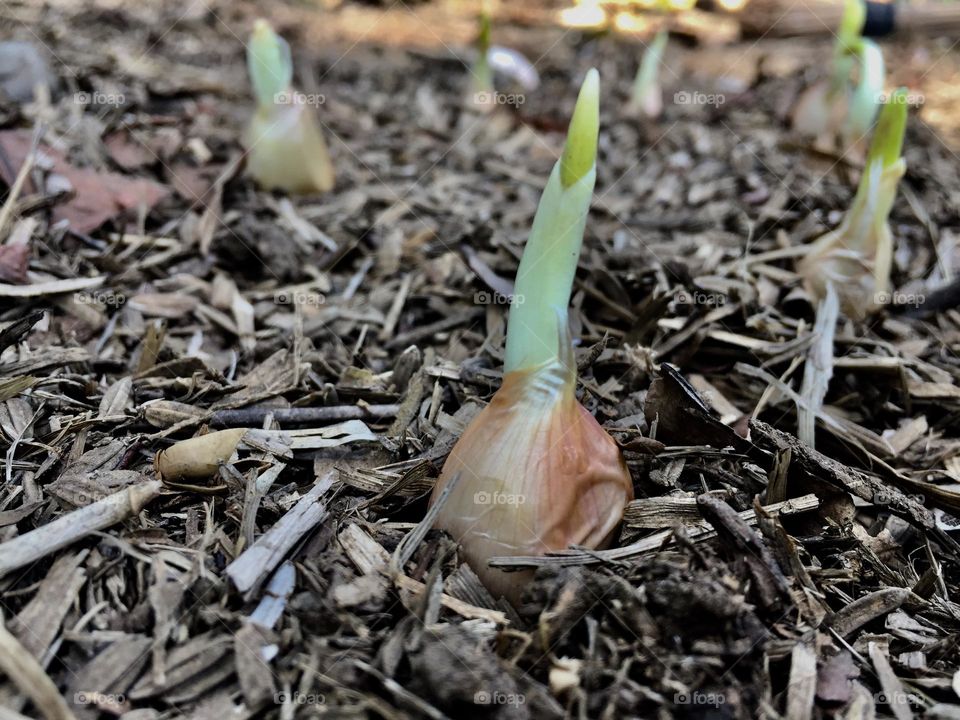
2 1 960 718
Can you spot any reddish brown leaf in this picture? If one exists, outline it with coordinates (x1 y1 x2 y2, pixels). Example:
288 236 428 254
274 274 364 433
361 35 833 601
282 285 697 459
0 244 30 283
0 129 169 234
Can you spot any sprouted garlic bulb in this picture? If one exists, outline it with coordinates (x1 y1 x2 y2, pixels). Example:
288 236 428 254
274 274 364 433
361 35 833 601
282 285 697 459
797 89 908 319
430 70 633 603
791 0 883 156
244 20 334 194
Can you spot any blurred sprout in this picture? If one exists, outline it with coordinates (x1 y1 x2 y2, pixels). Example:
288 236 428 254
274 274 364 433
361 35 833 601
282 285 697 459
792 0 884 155
471 10 495 101
629 28 668 119
797 89 908 319
845 39 884 145
487 46 540 91
244 19 334 194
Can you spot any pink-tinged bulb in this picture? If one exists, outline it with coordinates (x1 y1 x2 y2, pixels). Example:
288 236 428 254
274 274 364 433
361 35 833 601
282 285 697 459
244 102 335 194
429 360 633 603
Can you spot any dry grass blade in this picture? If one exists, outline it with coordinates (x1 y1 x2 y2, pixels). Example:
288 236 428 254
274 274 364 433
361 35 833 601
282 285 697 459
0 622 77 720
798 282 838 448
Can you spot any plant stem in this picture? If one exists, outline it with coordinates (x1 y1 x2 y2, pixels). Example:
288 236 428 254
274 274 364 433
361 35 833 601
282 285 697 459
504 69 599 373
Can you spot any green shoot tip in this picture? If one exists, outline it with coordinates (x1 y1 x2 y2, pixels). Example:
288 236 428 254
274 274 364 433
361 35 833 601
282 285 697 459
560 68 600 189
478 11 492 52
839 0 866 51
248 19 293 109
868 87 908 168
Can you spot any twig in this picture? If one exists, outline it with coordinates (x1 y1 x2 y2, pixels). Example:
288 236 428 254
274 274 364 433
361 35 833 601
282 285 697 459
0 126 41 238
0 481 162 578
210 404 399 428
489 493 820 568
0 621 77 720
226 471 336 600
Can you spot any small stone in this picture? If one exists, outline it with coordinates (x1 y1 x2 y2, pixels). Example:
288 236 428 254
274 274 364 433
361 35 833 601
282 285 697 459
0 41 54 103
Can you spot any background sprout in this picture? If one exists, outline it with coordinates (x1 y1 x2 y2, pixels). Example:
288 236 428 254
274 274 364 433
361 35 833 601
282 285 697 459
629 28 669 119
797 88 908 319
792 0 883 155
244 19 335 194
470 10 496 107
844 38 884 146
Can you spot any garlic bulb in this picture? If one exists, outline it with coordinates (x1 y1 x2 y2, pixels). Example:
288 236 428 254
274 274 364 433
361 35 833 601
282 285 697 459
432 355 631 601
430 70 633 603
798 88 908 319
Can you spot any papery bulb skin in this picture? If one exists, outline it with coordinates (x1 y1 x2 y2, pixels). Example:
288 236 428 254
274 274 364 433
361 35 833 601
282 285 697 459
797 159 903 320
628 83 662 120
429 360 633 603
244 103 335 194
797 224 893 320
791 79 849 146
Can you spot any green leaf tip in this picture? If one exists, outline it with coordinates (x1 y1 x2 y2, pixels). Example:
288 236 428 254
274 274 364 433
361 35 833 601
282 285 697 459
839 0 866 51
478 11 492 53
560 69 600 189
247 19 293 109
868 87 908 168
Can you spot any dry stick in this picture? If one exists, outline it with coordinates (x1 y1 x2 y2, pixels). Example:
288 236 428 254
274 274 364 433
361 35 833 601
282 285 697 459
0 622 77 720
385 310 483 350
0 481 162 579
210 404 400 428
226 471 336 600
391 472 461 578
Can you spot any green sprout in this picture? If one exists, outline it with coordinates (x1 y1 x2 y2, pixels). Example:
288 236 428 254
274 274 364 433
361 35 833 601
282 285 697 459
248 19 293 109
243 19 334 194
472 10 494 98
793 0 884 151
798 89 909 319
506 68 599 371
630 29 668 119
429 70 633 602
